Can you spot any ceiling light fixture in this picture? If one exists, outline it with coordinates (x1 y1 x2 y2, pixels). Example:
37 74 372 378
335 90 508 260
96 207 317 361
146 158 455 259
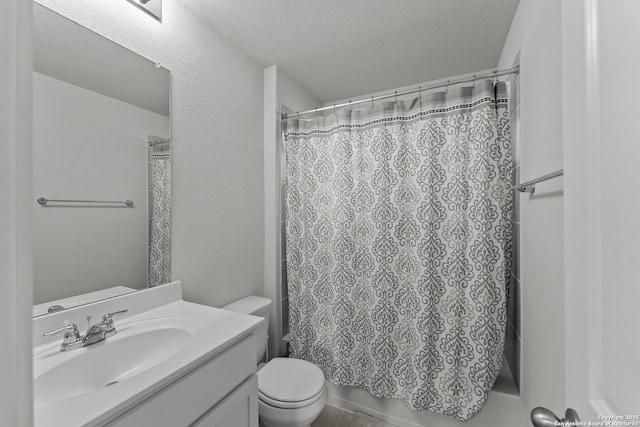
126 0 162 22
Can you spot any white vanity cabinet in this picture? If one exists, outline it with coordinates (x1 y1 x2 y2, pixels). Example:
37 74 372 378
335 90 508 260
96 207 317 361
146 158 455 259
105 335 258 427
192 376 258 427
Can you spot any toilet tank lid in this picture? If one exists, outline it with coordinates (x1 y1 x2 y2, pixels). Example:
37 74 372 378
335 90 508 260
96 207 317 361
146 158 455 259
221 295 272 315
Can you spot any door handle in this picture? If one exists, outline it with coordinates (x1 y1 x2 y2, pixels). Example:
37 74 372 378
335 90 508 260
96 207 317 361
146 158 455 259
531 407 580 427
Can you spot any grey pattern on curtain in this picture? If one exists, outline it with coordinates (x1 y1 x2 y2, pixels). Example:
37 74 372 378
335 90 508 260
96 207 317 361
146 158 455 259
149 152 171 287
284 81 512 421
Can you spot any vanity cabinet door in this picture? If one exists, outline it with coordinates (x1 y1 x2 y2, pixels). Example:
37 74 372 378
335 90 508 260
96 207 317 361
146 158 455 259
191 375 258 427
105 335 256 427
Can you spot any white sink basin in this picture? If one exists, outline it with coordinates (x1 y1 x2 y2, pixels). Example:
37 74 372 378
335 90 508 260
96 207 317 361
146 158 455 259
33 287 264 427
34 316 202 404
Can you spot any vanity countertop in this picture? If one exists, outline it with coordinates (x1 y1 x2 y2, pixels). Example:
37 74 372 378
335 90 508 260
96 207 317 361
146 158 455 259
33 282 263 427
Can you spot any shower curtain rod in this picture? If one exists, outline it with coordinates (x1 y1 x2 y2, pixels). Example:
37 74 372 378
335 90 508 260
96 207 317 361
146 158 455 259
282 65 519 119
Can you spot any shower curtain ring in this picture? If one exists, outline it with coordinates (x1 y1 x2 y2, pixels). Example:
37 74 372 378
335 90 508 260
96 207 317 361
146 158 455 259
371 96 374 108
394 90 398 103
445 80 449 95
472 75 477 90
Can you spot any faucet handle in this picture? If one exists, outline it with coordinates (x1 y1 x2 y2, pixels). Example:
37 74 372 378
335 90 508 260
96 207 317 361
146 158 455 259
43 323 82 351
43 323 78 338
102 309 128 322
102 310 128 338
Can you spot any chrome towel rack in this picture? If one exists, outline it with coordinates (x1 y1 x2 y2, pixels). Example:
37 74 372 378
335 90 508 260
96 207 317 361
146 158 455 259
514 169 563 194
37 197 134 206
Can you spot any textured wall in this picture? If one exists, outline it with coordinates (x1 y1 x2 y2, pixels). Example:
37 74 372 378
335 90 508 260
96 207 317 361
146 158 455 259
36 0 265 307
498 0 565 424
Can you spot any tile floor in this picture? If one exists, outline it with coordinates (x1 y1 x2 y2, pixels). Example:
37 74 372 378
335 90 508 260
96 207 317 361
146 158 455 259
311 405 358 427
312 405 396 427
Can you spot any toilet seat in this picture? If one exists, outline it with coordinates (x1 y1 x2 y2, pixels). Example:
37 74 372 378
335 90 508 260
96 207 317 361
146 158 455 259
258 384 326 409
257 358 326 409
257 387 328 427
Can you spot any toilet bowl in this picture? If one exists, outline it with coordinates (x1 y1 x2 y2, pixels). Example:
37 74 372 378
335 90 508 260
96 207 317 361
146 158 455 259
258 358 328 427
222 296 327 427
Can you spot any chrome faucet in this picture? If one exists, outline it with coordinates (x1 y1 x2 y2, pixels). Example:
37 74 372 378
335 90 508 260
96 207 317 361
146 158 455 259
84 310 128 345
42 323 84 351
43 309 128 352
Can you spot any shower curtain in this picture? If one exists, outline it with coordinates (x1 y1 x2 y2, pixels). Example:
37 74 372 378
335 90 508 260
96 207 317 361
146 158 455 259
284 80 512 421
149 151 171 287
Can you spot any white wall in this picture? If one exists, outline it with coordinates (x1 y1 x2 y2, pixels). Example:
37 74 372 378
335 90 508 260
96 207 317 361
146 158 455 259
32 72 169 304
264 65 321 359
276 70 321 115
0 0 33 425
498 0 565 424
36 0 265 308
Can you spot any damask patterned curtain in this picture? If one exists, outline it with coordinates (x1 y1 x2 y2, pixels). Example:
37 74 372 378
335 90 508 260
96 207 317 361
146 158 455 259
149 151 171 287
284 81 512 421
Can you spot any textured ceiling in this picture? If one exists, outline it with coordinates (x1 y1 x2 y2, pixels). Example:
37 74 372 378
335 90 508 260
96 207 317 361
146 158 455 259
180 0 520 103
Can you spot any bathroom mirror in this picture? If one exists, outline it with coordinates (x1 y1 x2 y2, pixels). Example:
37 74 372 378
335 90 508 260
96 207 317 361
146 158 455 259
32 3 171 317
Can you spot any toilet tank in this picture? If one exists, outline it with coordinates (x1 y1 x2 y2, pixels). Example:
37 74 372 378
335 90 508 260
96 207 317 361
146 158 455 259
221 296 272 363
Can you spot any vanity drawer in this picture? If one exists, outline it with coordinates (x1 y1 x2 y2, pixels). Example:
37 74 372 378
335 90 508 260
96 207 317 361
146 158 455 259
106 334 256 427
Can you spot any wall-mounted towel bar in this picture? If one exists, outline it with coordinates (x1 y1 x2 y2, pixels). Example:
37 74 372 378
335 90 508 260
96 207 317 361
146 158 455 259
37 197 134 206
514 169 563 194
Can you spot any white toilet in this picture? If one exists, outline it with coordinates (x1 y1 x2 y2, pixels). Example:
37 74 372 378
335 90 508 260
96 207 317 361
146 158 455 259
222 296 328 427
